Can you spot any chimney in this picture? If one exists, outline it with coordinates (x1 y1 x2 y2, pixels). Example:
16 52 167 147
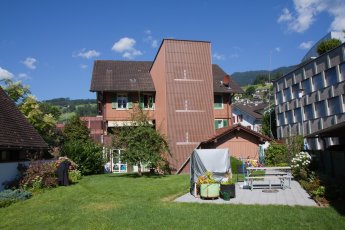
223 75 230 87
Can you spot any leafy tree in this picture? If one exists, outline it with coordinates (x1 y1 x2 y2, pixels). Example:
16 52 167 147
61 115 104 175
285 135 304 161
261 106 277 138
39 102 62 120
317 38 342 55
63 115 90 142
245 85 256 99
1 79 30 103
114 107 170 176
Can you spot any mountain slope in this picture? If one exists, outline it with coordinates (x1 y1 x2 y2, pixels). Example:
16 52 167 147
231 65 296 86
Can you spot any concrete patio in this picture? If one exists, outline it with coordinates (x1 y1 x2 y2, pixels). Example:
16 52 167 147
175 180 318 206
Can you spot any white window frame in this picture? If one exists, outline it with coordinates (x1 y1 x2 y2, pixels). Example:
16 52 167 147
117 93 128 110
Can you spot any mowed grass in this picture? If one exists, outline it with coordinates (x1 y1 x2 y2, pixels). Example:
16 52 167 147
1 174 344 230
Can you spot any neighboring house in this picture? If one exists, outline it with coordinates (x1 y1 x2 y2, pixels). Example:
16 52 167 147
274 42 345 150
232 102 268 132
80 116 104 144
0 87 48 190
90 39 243 173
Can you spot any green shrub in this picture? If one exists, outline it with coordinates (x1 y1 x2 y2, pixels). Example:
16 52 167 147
68 170 82 183
317 38 342 55
264 142 288 166
61 140 104 175
230 156 243 174
0 189 32 208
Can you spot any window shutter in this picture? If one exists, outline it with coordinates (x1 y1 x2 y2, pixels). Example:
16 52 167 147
112 95 118 109
139 94 144 108
128 95 133 109
223 119 228 127
214 120 218 129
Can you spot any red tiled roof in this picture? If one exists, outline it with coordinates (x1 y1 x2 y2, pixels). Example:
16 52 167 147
0 87 48 150
90 61 243 94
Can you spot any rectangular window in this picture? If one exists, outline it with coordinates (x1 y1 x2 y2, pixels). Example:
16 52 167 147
286 110 293 124
312 73 324 91
304 104 314 120
141 94 154 109
328 96 341 115
214 119 228 129
278 113 285 126
301 79 311 95
117 94 128 109
315 101 326 118
214 95 223 109
276 91 283 104
294 108 302 123
325 67 337 87
238 114 243 122
283 88 291 102
291 84 300 99
340 63 345 82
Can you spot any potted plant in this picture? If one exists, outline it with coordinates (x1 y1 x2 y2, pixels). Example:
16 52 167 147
197 171 220 199
220 173 235 200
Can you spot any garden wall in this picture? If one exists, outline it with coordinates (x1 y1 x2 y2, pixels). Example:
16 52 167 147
314 150 345 178
0 161 29 191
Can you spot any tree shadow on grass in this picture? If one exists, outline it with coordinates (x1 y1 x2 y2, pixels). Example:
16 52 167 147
106 172 167 179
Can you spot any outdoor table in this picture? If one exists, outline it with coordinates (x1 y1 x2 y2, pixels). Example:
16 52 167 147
245 167 292 190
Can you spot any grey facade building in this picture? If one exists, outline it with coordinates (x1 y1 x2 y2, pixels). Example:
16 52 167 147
275 42 345 150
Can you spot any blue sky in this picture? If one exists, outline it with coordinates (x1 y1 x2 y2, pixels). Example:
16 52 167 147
1 0 344 100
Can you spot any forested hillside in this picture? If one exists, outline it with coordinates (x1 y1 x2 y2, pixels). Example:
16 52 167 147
43 98 97 122
231 65 296 86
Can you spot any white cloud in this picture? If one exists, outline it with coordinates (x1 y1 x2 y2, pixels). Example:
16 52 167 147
80 64 88 69
144 30 159 48
275 47 281 52
278 0 345 32
278 8 293 23
22 57 37 69
213 53 226 60
112 37 136 52
151 40 158 48
74 49 100 59
0 67 14 80
112 37 143 59
299 41 314 49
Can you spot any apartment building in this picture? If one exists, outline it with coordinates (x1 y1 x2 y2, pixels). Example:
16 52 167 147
90 39 243 172
274 42 345 150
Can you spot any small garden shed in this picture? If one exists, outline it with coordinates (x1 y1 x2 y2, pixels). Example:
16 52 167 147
199 124 271 160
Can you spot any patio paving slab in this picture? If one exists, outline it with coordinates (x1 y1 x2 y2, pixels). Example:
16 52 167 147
175 180 317 207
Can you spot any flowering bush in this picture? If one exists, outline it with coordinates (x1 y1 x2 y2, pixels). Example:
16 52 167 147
291 151 311 179
20 161 58 190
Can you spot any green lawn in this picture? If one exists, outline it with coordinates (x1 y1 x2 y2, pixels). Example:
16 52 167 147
1 174 344 229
